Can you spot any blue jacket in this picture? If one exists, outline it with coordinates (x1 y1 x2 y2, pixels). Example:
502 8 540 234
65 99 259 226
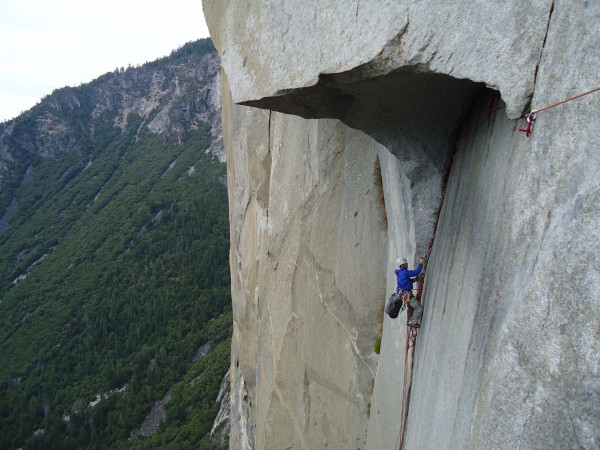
395 264 423 292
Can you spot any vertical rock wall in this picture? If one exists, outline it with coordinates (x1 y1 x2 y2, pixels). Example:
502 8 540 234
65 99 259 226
223 73 391 449
207 1 600 448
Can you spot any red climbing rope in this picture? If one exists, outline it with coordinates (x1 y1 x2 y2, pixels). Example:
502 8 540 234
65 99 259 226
398 245 433 449
398 320 412 450
397 172 447 449
519 86 599 137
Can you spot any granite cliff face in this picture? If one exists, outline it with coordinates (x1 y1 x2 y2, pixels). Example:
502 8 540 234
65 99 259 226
203 1 600 449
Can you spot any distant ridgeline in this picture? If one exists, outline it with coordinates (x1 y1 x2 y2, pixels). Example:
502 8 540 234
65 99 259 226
0 39 231 450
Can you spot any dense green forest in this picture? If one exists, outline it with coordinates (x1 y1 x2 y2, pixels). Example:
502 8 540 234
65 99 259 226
0 40 231 449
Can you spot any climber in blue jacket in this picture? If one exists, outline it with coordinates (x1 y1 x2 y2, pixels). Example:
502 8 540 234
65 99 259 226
395 256 426 327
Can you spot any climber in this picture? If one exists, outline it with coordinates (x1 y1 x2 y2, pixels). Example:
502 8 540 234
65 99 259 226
395 256 427 327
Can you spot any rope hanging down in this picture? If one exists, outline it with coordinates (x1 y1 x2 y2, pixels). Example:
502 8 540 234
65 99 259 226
397 244 433 450
519 86 599 137
396 153 456 449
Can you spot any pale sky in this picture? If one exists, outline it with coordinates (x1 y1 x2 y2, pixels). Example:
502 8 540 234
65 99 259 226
1 0 210 122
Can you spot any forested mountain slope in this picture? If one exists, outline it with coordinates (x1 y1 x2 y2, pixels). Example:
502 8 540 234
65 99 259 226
0 39 230 449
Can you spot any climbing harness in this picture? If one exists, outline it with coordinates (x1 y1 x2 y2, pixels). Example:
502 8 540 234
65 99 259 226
401 290 410 309
519 86 599 137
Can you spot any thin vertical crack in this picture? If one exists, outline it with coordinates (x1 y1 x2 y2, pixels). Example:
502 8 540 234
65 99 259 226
268 110 272 154
533 0 555 88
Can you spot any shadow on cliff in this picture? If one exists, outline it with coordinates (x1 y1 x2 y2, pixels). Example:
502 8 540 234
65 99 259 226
241 66 496 255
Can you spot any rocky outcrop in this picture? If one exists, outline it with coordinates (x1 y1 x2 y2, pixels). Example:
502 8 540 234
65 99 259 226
204 1 600 449
0 40 224 187
129 393 172 439
211 369 232 446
